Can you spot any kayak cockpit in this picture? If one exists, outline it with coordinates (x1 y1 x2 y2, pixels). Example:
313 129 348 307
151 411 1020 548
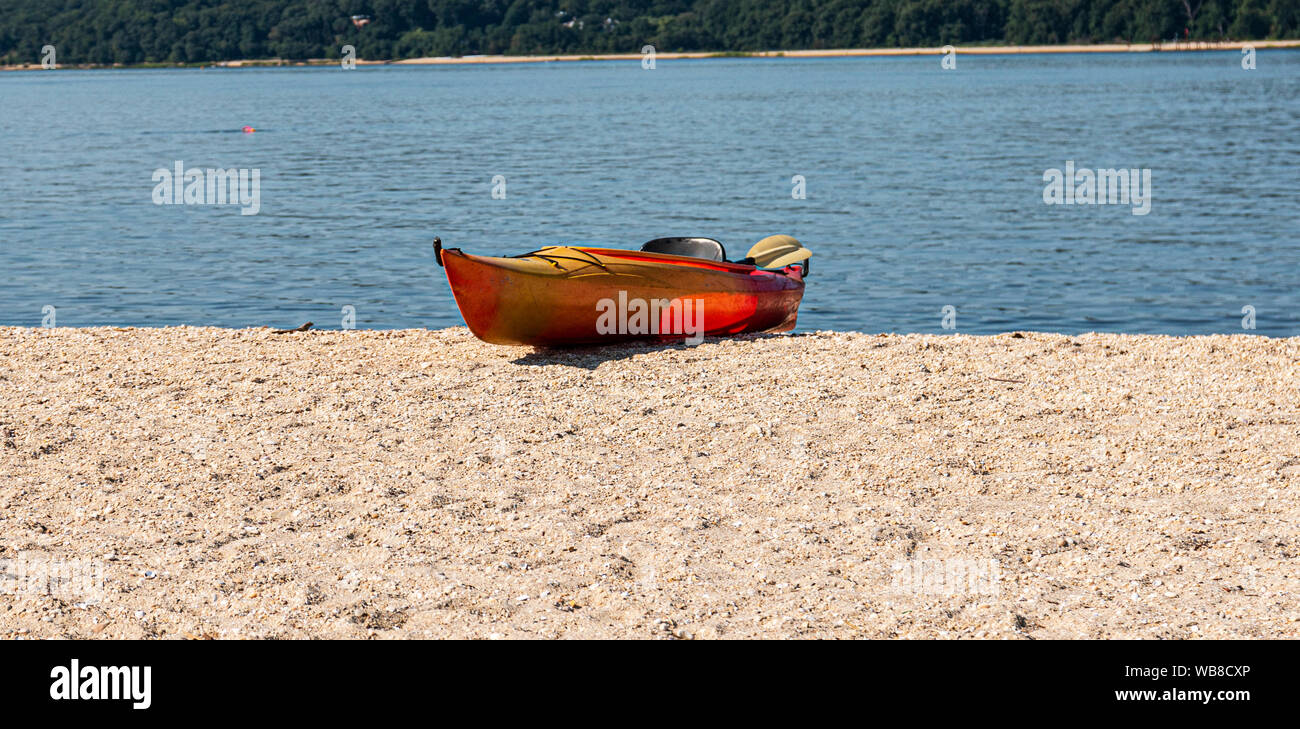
640 237 727 262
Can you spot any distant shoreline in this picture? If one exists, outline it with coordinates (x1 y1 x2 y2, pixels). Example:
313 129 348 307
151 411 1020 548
4 39 1298 71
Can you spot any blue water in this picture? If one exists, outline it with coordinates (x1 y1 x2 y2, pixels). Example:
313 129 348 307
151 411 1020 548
2 52 1298 335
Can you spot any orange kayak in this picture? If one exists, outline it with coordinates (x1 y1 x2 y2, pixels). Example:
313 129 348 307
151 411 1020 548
436 240 806 346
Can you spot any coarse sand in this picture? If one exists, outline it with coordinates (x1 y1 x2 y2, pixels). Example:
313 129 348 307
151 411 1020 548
1 326 1297 639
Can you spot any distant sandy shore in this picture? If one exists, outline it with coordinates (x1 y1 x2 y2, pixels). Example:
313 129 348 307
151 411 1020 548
392 39 1300 65
4 39 1297 71
2 327 1297 639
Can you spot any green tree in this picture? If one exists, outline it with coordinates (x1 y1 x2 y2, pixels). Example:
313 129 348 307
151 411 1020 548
0 0 1293 65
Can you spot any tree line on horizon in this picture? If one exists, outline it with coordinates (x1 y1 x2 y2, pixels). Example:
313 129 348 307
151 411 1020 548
1 0 1296 66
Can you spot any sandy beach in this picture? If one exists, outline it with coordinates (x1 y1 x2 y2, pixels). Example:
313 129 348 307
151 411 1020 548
4 39 1297 71
1 326 1297 639
391 39 1300 65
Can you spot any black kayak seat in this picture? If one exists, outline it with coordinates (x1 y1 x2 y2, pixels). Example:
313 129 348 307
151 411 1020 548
640 237 727 262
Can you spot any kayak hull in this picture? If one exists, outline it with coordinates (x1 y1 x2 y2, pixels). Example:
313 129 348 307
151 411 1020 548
440 246 805 347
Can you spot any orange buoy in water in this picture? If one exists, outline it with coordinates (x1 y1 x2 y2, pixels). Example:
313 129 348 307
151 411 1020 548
242 126 255 133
